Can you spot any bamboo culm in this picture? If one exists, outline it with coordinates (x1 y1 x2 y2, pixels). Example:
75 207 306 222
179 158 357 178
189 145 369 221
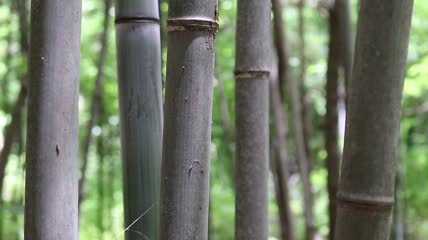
24 0 82 239
334 1 414 240
159 1 218 239
324 0 353 239
115 0 163 239
234 0 271 239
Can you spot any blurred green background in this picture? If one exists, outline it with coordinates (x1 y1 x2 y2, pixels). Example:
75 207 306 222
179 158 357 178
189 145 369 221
0 0 427 239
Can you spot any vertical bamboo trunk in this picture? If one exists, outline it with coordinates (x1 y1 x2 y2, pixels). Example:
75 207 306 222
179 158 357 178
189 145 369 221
298 0 312 162
159 1 218 239
24 0 81 239
335 0 353 96
325 0 352 239
334 1 413 240
271 75 296 240
78 0 112 209
272 0 315 238
234 0 271 239
115 0 163 239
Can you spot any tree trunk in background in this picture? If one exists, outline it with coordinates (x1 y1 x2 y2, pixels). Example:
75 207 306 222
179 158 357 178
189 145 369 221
97 129 106 239
159 1 218 239
392 160 405 240
0 0 29 196
334 1 413 240
78 0 112 210
24 0 81 238
271 75 296 240
0 86 26 193
216 76 234 187
115 0 163 239
298 0 312 163
324 0 351 238
335 0 353 97
272 0 290 99
272 0 316 238
234 0 271 239
325 1 353 239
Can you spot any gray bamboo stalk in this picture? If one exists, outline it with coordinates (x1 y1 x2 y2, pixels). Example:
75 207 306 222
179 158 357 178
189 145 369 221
324 0 352 239
115 0 163 239
334 1 413 240
271 75 296 240
78 0 112 209
234 0 271 239
272 0 315 238
24 0 82 239
159 1 218 239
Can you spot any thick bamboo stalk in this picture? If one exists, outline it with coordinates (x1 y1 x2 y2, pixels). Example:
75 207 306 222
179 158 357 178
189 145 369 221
159 1 218 239
115 0 163 239
334 1 413 240
234 0 271 239
24 0 81 239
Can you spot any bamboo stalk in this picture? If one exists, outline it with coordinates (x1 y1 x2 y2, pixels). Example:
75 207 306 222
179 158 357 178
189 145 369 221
24 0 82 238
234 0 271 239
115 0 163 238
335 1 414 239
159 0 218 239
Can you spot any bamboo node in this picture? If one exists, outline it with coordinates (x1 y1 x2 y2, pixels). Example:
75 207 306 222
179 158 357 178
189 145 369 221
336 192 394 211
167 18 219 32
234 70 270 80
115 16 160 25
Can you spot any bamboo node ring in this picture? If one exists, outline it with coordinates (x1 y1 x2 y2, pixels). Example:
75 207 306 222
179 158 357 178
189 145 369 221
336 192 394 211
234 70 271 80
115 16 160 25
167 18 219 32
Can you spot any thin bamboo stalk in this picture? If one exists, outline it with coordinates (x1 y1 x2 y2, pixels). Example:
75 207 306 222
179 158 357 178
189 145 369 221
234 0 271 239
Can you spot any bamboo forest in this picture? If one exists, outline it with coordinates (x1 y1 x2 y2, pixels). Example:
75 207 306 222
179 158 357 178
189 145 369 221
0 0 427 239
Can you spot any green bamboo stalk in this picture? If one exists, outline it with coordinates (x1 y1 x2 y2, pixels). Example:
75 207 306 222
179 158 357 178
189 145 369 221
115 0 163 239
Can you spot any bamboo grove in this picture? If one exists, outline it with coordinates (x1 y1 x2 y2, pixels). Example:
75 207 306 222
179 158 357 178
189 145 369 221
2 0 428 239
